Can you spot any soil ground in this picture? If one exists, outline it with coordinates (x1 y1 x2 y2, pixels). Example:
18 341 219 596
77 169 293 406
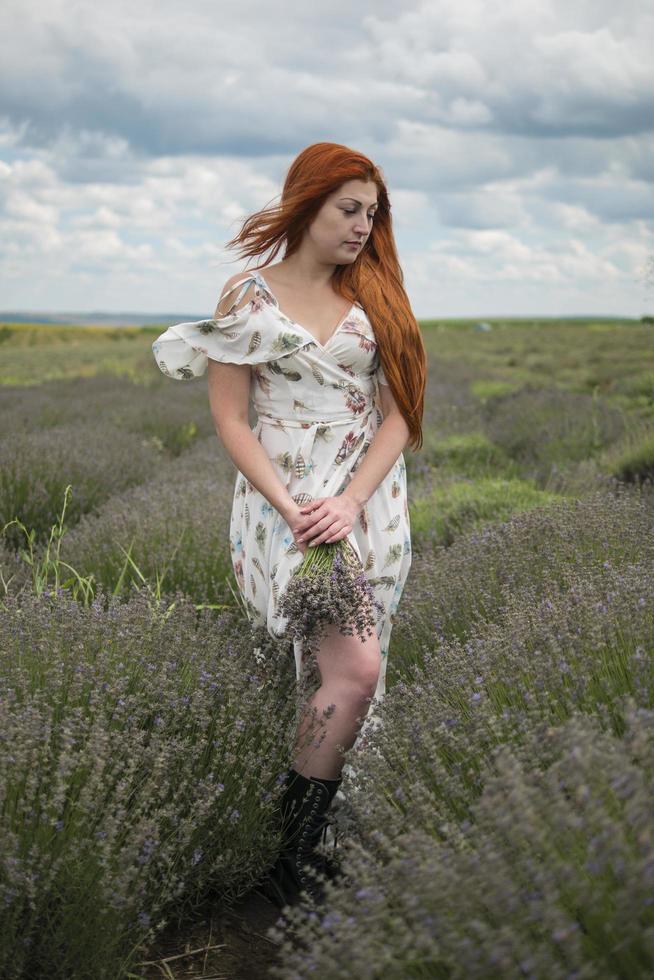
135 888 286 980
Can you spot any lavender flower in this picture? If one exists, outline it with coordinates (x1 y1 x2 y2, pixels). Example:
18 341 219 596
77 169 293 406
277 538 384 653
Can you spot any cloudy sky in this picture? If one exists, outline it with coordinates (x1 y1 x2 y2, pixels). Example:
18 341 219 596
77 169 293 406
1 0 653 318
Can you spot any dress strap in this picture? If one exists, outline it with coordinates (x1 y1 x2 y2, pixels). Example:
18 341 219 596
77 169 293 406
215 274 259 317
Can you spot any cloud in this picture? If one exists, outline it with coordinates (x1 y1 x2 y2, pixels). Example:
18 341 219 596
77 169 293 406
0 0 652 315
4 1 653 154
366 1 654 139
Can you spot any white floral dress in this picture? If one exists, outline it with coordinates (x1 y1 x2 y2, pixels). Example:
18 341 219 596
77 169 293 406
152 271 411 719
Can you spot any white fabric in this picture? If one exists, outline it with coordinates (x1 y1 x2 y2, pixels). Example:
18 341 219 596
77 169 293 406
152 271 411 725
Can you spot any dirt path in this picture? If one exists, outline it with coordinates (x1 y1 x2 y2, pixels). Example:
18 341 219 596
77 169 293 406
136 889 286 979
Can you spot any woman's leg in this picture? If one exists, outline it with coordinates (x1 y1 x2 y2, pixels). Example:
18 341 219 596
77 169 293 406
291 623 382 780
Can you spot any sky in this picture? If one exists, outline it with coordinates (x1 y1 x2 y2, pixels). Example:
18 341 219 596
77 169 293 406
1 0 653 318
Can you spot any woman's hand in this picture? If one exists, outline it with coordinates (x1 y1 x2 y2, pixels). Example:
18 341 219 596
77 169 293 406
293 495 361 547
280 503 309 555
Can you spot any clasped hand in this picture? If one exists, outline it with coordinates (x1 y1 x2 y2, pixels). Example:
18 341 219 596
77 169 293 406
288 494 361 552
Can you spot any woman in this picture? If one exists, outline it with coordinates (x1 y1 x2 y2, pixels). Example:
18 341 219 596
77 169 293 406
152 142 426 908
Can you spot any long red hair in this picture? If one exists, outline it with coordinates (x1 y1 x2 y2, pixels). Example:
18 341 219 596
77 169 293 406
223 142 427 451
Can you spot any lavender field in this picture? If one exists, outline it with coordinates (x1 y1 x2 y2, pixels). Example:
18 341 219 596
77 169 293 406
1 316 653 979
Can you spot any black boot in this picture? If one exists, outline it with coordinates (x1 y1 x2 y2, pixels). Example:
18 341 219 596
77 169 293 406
258 768 342 909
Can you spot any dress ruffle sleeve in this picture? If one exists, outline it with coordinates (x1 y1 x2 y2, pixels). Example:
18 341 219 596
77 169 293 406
151 274 307 380
377 362 390 386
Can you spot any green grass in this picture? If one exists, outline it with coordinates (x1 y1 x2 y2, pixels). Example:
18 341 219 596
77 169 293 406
0 322 162 385
409 476 562 548
420 318 654 418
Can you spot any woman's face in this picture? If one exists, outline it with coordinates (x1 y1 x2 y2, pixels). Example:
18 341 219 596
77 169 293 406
303 179 379 264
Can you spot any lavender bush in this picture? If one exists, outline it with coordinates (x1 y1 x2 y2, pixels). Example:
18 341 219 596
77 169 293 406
396 354 488 486
0 372 248 454
266 482 654 978
600 422 654 485
481 385 627 485
272 704 654 979
0 423 162 550
392 484 654 666
0 587 298 979
2 323 653 977
349 556 653 846
57 442 236 605
0 540 30 596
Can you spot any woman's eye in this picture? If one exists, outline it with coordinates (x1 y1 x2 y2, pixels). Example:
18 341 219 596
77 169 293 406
344 209 376 219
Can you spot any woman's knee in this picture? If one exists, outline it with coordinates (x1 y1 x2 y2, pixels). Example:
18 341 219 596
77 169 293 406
339 639 382 698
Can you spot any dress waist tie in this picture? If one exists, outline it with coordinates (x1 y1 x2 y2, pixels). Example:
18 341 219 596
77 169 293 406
257 407 374 429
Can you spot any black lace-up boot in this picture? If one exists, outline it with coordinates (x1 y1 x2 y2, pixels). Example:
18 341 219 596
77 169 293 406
257 768 342 908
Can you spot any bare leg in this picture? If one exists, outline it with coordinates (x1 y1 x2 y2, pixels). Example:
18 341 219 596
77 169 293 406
291 621 382 780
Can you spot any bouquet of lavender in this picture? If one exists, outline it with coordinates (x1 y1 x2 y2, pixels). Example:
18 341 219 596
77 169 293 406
278 537 384 653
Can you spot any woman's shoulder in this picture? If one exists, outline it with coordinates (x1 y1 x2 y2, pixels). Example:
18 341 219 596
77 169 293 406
152 261 323 381
213 270 262 318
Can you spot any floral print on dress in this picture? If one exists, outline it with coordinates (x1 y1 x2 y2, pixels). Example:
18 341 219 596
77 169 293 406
152 270 411 725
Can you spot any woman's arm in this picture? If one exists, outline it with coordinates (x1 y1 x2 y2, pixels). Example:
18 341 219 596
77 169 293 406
208 359 298 520
207 274 302 530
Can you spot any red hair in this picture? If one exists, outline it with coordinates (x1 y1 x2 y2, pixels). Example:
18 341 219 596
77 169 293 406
223 142 427 451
